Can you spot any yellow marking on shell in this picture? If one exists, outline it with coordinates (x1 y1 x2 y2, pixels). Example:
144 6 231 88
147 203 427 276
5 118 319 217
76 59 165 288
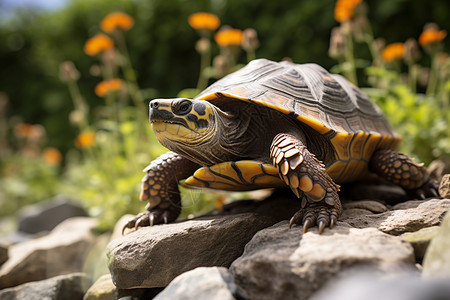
307 184 326 202
183 160 285 191
198 92 331 134
336 160 362 183
362 133 382 161
299 175 313 192
150 189 158 196
331 132 354 161
325 161 347 181
350 132 369 159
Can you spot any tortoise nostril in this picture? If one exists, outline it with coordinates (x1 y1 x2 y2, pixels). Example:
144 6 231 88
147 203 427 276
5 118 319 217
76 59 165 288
150 101 159 109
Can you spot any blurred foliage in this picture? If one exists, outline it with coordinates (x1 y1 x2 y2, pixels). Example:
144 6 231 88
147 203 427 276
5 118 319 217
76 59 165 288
0 0 449 229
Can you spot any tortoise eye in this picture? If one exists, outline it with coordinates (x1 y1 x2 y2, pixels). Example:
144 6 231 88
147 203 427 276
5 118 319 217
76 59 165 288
173 99 192 115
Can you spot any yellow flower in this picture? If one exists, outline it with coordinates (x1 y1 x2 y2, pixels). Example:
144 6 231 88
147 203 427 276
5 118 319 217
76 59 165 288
419 28 447 47
188 12 220 31
215 28 243 47
42 147 62 166
84 34 114 56
75 131 96 148
94 79 124 97
334 0 362 23
381 43 405 62
101 12 134 33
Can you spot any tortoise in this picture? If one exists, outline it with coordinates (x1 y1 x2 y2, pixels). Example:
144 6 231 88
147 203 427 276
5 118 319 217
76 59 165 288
124 59 439 234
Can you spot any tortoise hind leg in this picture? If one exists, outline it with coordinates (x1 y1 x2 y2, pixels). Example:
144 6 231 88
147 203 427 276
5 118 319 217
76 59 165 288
270 133 342 234
370 149 439 199
123 151 199 233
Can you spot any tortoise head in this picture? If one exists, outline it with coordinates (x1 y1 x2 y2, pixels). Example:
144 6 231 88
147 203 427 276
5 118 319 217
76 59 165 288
149 98 229 164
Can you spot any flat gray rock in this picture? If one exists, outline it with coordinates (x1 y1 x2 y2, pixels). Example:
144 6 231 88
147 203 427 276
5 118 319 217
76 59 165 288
0 217 97 289
422 209 450 279
107 213 277 289
154 267 246 300
0 272 90 300
341 199 450 235
230 221 415 300
18 196 88 234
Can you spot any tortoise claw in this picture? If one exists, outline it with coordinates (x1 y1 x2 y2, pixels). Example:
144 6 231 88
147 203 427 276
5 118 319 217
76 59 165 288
149 213 155 227
318 220 326 234
302 219 312 233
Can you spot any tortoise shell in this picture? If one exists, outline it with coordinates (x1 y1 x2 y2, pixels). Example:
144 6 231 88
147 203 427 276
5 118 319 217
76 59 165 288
193 59 401 183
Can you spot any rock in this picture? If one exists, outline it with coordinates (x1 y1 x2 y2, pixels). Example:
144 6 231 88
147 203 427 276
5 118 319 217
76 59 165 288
428 157 450 182
230 221 415 300
154 267 247 300
18 196 88 234
379 199 450 235
0 241 8 265
310 271 450 300
84 274 117 300
343 200 388 213
422 209 450 278
110 214 135 242
401 226 440 260
340 199 450 235
0 272 91 300
341 182 407 204
0 217 98 289
117 287 164 299
107 213 278 289
438 174 450 198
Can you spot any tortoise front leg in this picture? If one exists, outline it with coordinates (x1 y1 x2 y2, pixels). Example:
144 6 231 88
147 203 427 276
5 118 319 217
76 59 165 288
123 151 199 233
370 149 439 199
270 133 342 234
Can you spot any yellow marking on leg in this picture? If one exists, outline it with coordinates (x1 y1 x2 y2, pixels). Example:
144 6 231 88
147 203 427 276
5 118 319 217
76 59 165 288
306 184 326 202
299 175 313 192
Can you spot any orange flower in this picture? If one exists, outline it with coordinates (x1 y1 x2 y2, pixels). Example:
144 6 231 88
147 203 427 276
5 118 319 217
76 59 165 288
94 79 124 97
101 12 134 33
14 123 45 141
75 131 96 148
84 34 114 56
334 0 362 23
14 123 33 138
419 28 447 47
215 28 243 47
381 43 405 62
42 147 62 166
188 12 220 31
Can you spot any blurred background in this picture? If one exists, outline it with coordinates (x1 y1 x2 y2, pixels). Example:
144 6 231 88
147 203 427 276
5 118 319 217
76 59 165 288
0 0 449 230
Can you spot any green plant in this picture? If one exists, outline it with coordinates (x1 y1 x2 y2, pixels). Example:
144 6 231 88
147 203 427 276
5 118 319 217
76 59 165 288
330 0 449 163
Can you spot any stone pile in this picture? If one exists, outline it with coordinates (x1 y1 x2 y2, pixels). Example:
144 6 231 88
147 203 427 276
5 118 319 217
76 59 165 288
1 183 450 299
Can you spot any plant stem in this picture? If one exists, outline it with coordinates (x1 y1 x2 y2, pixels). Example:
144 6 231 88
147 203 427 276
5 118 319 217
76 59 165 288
344 26 358 85
196 47 211 91
426 53 438 97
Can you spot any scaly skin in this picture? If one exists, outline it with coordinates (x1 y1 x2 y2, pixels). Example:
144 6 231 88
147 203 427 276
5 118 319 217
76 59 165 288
370 149 439 199
122 152 199 234
270 133 342 234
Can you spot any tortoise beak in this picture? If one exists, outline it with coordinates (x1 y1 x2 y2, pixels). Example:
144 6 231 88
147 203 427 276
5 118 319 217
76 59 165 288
149 99 189 128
